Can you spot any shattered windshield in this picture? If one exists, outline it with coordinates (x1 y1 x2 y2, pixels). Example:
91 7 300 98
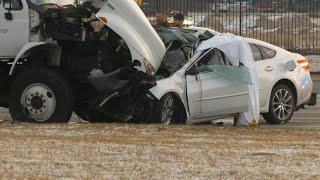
29 0 74 6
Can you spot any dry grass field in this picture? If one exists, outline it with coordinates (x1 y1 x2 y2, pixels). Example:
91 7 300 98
0 122 319 179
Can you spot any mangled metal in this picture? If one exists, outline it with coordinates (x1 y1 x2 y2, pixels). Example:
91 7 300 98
1 0 257 124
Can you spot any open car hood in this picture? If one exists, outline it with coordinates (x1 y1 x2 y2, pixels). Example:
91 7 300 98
96 0 166 72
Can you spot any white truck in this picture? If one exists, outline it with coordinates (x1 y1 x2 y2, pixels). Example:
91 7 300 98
0 0 175 123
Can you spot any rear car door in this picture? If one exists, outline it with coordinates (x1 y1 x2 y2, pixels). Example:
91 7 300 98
250 43 277 107
186 48 250 119
0 0 29 58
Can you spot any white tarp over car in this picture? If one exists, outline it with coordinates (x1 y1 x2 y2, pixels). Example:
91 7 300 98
197 33 260 125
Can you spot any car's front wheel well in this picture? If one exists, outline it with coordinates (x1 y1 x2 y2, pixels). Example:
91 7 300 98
161 92 187 124
274 79 297 103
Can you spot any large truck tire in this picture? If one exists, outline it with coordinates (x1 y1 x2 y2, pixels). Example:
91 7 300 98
9 68 73 123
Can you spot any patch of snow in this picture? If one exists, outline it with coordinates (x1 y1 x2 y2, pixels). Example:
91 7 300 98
147 16 156 22
310 18 320 26
262 28 280 33
291 28 302 34
185 15 206 26
220 15 259 32
308 28 320 32
267 15 282 21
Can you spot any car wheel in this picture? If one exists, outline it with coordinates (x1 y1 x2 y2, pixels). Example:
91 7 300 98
9 69 73 123
263 84 296 124
153 94 186 125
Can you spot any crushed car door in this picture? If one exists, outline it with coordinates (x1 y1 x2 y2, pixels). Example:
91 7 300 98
96 0 166 72
187 48 250 118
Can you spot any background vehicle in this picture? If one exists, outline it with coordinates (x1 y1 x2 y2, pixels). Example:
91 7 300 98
189 27 313 124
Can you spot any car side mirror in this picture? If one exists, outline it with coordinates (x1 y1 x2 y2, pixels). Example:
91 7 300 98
5 12 13 20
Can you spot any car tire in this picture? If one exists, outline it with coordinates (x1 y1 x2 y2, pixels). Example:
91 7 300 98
9 68 73 123
263 84 296 124
153 94 186 125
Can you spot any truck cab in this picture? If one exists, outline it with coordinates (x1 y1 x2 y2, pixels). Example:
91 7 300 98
0 0 29 58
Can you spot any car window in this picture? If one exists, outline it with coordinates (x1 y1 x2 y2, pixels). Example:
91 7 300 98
156 27 182 45
249 44 263 61
195 48 227 73
198 48 226 67
258 45 277 59
3 0 23 10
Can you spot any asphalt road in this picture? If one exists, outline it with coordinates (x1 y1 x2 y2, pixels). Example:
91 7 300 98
212 95 320 128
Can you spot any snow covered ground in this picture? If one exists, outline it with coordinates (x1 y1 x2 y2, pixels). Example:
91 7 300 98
219 15 258 32
215 14 320 33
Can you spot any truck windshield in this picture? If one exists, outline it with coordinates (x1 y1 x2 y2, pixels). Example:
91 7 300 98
28 0 74 6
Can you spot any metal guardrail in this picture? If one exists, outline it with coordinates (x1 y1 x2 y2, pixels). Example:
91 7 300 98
142 0 320 55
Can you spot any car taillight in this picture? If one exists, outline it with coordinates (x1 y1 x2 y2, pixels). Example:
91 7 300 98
297 57 310 72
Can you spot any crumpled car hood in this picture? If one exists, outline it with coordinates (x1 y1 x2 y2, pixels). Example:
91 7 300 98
96 0 166 72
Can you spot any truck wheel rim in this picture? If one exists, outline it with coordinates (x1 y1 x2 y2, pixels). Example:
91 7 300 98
20 83 56 122
272 89 294 122
161 96 174 125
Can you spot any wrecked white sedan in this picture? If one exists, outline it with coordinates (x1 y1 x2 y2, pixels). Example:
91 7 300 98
0 0 253 124
150 33 256 125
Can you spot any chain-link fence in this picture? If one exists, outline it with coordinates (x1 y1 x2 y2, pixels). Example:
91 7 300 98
142 0 320 55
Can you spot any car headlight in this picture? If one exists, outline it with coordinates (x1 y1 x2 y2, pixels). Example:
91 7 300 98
144 59 155 76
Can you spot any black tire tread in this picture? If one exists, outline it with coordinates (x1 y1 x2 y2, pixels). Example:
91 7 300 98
9 68 73 123
263 84 295 125
153 94 186 124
